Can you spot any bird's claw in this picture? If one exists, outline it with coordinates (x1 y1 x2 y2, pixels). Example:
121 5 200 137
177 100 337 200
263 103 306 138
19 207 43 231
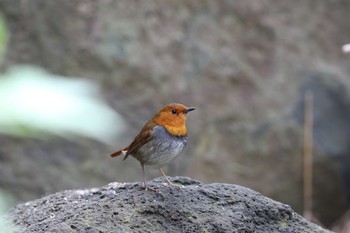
141 184 159 192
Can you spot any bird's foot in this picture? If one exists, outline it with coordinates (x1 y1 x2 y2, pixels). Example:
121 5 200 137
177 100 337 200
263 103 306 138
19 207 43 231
163 181 184 188
141 184 159 192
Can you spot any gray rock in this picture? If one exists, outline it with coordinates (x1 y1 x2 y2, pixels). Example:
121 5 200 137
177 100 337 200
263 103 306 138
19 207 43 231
11 177 329 233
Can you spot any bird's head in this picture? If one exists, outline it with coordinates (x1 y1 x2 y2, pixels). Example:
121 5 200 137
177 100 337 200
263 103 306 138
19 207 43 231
153 103 195 136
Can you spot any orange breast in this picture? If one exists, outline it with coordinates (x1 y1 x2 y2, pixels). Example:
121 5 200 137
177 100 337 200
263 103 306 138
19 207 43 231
154 113 188 137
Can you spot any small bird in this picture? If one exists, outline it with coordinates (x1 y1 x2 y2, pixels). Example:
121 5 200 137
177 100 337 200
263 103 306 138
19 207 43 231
111 103 195 190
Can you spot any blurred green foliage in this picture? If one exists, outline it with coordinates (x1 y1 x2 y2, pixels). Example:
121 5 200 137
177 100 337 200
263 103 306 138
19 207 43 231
0 192 19 233
0 13 8 61
0 65 124 144
0 14 17 233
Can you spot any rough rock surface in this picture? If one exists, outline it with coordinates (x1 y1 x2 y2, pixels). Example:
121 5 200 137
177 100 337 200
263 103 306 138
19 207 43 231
11 177 329 233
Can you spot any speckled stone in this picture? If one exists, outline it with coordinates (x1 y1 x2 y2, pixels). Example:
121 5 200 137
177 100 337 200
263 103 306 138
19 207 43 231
11 177 330 233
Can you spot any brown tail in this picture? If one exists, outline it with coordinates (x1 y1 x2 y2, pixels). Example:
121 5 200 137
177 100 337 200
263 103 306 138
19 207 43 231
110 147 128 157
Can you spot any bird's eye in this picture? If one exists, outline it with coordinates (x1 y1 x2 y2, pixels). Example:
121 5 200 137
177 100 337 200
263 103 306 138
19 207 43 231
171 109 177 114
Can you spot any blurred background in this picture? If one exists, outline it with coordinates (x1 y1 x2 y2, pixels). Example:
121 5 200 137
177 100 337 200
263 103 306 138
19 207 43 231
0 0 350 231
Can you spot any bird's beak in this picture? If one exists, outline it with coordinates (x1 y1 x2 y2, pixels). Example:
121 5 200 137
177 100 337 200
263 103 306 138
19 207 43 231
184 107 195 114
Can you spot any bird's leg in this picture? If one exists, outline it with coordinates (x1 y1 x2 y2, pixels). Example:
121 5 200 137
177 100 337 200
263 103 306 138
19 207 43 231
141 163 158 191
142 163 148 188
159 168 175 186
159 169 184 188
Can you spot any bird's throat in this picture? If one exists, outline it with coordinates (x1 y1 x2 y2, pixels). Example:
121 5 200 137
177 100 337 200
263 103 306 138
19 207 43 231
163 125 187 137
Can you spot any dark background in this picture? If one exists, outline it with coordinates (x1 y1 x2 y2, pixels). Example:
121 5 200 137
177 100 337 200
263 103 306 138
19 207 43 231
1 0 350 230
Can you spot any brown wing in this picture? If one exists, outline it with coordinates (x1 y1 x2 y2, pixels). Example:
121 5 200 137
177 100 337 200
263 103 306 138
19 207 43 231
122 120 156 160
